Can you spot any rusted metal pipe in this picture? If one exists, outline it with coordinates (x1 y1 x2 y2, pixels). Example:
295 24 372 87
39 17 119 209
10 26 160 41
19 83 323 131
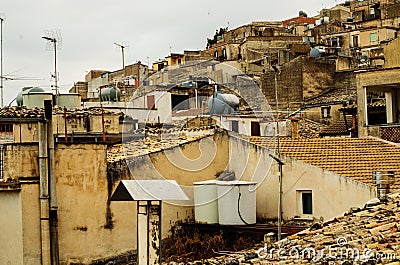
39 120 51 265
63 107 67 143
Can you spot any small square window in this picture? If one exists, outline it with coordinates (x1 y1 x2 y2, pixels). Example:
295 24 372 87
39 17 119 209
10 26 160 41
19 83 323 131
370 32 378 42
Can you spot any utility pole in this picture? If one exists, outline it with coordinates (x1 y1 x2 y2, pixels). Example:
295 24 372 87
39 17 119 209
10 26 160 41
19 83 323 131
273 65 283 242
114 42 126 96
42 35 59 106
0 16 4 108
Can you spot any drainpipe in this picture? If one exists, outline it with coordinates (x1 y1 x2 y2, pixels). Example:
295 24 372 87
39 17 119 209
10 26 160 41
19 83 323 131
39 120 51 265
45 100 60 265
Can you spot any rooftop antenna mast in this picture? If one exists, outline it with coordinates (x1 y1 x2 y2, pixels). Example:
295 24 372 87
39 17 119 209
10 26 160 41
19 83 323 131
114 42 127 96
0 15 5 108
42 29 62 107
272 64 284 242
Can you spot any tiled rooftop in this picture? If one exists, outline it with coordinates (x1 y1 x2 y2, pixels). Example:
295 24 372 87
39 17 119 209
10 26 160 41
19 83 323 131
248 137 400 190
107 127 217 162
177 193 400 264
305 88 356 106
298 119 323 138
319 116 353 136
0 106 123 119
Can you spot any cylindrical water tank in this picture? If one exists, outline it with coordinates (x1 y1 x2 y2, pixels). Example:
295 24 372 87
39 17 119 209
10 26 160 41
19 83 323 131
217 181 256 225
193 180 219 224
58 93 81 109
16 87 45 106
208 92 239 114
100 86 121 102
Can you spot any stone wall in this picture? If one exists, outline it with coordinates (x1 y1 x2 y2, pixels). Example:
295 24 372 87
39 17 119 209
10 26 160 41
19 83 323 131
334 70 356 91
261 57 336 110
261 57 303 110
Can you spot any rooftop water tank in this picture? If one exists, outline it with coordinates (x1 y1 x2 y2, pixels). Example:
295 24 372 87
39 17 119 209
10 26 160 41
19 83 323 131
310 48 323 57
16 87 45 106
58 93 81 109
23 91 53 109
193 180 219 224
217 181 256 225
100 86 121 102
208 92 239 115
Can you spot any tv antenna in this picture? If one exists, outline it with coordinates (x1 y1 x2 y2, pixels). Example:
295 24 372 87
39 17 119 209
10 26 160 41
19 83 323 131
114 42 129 95
42 29 62 106
1 14 5 108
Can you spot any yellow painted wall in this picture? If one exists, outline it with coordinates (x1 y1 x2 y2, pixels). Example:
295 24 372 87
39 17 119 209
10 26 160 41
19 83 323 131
54 144 137 264
13 122 39 143
4 144 39 180
21 183 42 264
384 38 400 68
227 136 377 221
0 190 24 264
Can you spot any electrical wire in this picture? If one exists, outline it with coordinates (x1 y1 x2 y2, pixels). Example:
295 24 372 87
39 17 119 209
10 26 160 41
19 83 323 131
237 186 250 225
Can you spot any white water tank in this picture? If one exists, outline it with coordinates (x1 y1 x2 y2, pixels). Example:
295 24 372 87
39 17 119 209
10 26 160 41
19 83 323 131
217 181 256 225
194 180 219 224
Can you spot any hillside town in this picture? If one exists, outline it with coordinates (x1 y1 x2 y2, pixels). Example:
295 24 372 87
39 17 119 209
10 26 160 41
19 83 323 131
1 0 400 264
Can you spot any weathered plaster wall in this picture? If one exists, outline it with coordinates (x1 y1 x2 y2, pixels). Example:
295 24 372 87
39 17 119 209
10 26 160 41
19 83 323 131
13 123 39 143
384 38 400 68
54 144 137 264
227 135 377 221
0 190 24 264
4 143 39 179
108 132 231 236
21 183 41 265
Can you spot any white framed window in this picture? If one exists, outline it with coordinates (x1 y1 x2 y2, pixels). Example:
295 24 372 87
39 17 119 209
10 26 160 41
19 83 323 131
297 190 313 216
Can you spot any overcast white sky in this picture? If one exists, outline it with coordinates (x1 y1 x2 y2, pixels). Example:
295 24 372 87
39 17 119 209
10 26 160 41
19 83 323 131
1 0 340 105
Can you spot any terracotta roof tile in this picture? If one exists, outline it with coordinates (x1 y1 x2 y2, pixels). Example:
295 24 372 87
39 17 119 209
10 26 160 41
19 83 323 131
248 137 400 190
180 193 400 264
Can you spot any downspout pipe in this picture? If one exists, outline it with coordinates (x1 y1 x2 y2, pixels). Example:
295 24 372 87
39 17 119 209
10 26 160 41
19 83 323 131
44 100 60 265
39 120 51 265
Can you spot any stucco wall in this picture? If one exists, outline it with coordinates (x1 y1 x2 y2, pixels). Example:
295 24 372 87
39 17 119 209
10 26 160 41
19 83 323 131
227 135 377 221
54 144 137 264
0 190 24 264
129 91 172 124
108 132 230 236
21 183 41 265
4 144 39 180
384 38 400 68
13 123 39 143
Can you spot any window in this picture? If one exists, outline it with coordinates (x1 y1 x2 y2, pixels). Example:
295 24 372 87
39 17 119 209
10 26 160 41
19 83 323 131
370 32 378 42
147 95 156 110
321 106 331 118
298 190 313 215
251 122 260 136
222 49 227 60
214 51 218 59
231 120 239 133
352 35 359 47
0 123 13 134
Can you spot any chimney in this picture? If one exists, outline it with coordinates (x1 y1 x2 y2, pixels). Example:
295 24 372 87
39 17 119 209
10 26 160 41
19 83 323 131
290 118 300 138
372 171 395 199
